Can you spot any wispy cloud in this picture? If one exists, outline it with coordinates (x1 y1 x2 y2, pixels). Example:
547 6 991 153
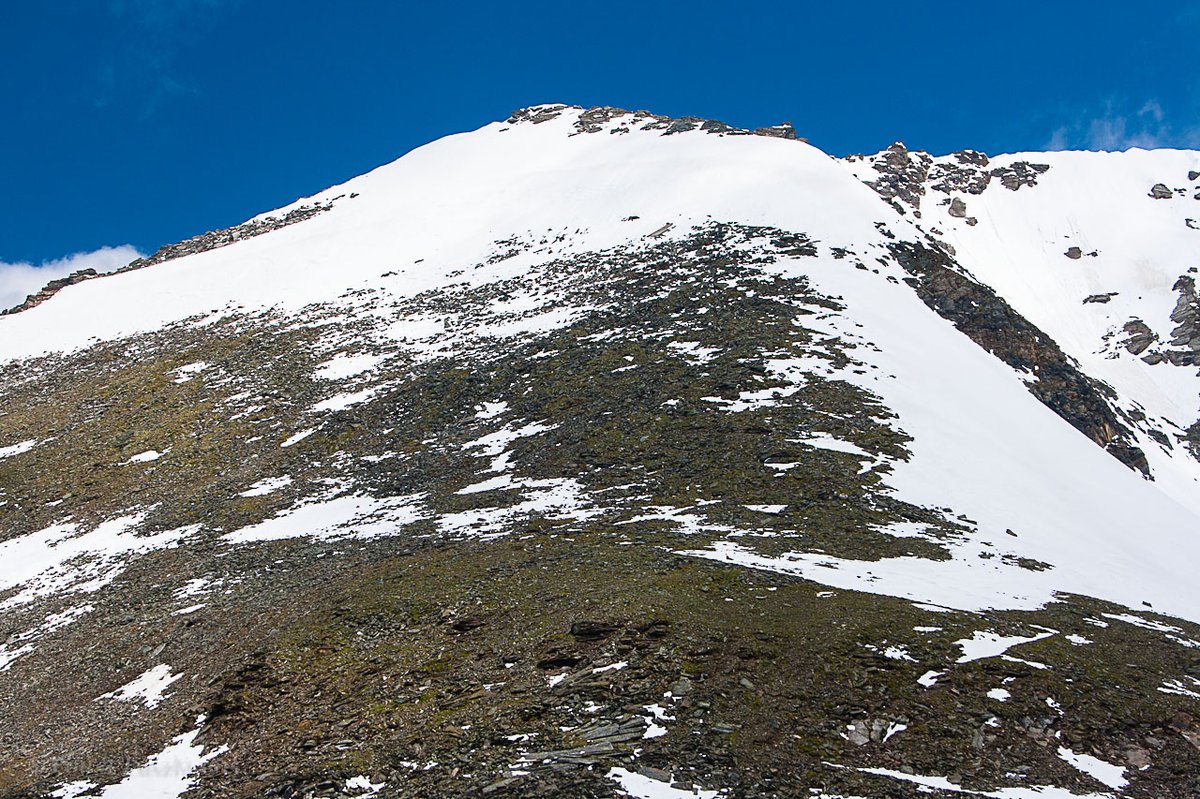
106 0 233 27
1046 99 1200 151
0 246 142 312
91 0 241 114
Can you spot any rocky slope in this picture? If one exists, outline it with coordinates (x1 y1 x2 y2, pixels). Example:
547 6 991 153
0 105 1199 799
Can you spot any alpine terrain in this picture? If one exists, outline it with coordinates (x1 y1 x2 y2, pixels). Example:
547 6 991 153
2 104 1200 799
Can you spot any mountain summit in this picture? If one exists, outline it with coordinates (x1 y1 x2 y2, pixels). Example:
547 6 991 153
1 104 1199 798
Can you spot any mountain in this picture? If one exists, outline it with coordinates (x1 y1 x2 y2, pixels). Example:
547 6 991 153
1 104 1198 799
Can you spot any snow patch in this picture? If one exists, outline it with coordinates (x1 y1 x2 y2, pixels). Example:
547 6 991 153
315 352 386 380
839 763 1116 798
667 340 722 364
280 429 315 448
1056 747 1127 790
237 475 293 497
743 504 786 514
344 775 386 797
955 629 1056 664
462 420 556 457
122 449 166 464
224 493 425 543
0 516 198 609
312 387 377 413
607 767 722 798
57 725 226 798
475 401 509 419
0 604 93 671
171 362 208 383
0 439 37 459
98 664 182 709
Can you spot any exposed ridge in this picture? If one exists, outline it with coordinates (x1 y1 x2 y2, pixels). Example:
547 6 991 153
507 103 804 141
2 200 336 316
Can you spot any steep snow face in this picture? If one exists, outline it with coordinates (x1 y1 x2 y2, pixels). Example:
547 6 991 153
0 106 886 362
843 145 1200 513
2 105 1200 626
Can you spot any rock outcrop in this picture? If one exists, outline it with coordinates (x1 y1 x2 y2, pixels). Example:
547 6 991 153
510 104 803 141
1 268 99 315
891 240 1151 475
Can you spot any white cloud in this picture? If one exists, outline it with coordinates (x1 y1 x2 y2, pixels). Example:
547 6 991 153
1046 126 1070 151
1046 99 1200 152
0 246 142 312
1138 100 1164 123
1084 115 1164 150
96 0 239 112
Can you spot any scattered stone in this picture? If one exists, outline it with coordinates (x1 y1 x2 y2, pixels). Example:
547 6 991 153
572 106 631 133
537 652 583 670
991 161 1050 191
865 142 932 209
570 620 620 641
1065 246 1083 259
515 104 803 142
1121 319 1159 355
929 152 992 194
752 122 800 140
448 615 487 633
636 765 672 783
948 198 968 218
846 721 871 746
508 105 568 125
845 718 905 746
1122 745 1153 769
955 150 990 167
121 201 334 275
1149 183 1173 199
1083 292 1118 304
483 776 524 794
1169 276 1200 348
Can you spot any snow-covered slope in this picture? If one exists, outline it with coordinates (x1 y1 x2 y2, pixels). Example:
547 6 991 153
2 105 1199 798
843 144 1200 513
5 105 1197 619
1 110 875 360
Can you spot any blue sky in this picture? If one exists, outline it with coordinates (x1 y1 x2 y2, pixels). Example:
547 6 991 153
1 0 1197 299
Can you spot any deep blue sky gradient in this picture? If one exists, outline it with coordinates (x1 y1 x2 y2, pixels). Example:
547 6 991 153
2 1 1198 264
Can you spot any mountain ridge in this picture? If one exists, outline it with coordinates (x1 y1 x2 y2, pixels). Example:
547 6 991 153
1 104 1199 798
